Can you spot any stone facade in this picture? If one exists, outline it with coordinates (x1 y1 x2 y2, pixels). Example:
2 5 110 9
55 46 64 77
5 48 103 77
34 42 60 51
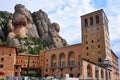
111 50 119 80
0 46 16 76
0 9 119 79
81 9 111 63
40 44 82 78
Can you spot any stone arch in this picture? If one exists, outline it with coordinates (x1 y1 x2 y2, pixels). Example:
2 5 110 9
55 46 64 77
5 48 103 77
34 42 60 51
68 51 75 66
51 54 57 67
59 53 65 66
87 64 92 78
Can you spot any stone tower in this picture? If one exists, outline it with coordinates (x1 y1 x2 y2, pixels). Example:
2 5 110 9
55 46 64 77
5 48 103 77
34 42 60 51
81 9 112 63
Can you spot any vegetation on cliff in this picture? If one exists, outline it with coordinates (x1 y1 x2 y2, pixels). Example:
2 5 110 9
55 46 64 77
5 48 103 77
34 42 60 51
0 4 67 54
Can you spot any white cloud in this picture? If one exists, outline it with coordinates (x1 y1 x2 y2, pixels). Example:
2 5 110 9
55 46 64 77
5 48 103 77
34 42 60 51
0 0 119 52
105 0 120 55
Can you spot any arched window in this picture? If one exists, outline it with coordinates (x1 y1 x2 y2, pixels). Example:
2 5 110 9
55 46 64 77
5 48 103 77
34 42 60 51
59 53 65 67
101 69 104 78
96 15 99 24
51 54 57 68
87 64 92 78
68 51 75 67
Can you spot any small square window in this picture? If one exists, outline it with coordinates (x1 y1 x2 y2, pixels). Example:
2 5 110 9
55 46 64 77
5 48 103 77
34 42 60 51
33 65 35 67
9 54 11 56
0 64 3 68
1 58 4 62
98 45 100 48
86 47 88 50
86 53 89 56
91 40 94 43
86 41 88 44
98 58 102 62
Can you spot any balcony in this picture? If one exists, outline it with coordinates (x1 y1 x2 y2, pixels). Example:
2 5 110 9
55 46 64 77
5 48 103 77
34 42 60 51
51 63 57 69
68 61 75 68
58 61 66 68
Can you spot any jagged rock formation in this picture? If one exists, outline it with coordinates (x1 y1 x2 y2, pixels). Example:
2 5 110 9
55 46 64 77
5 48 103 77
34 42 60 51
12 4 39 38
0 4 67 54
32 10 67 47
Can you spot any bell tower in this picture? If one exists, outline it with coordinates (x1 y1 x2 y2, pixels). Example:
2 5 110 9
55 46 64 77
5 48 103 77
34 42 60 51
81 9 112 63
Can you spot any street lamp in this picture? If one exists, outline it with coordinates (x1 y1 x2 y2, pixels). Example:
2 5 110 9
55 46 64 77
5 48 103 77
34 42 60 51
103 59 112 80
95 65 99 80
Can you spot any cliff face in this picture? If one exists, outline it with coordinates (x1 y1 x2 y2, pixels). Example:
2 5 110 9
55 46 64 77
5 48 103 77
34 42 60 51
0 4 67 54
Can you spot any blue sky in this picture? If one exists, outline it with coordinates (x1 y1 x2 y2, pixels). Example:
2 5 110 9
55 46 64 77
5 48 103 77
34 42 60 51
0 0 120 69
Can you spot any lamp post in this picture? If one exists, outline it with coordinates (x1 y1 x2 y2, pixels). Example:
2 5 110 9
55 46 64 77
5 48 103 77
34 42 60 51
95 65 99 80
103 59 112 80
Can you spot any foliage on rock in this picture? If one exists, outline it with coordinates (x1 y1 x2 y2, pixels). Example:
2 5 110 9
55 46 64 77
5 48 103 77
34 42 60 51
15 36 53 54
0 4 67 55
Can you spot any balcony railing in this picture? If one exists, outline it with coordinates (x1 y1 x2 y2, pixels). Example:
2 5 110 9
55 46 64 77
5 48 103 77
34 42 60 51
58 62 66 68
51 63 57 69
68 61 75 67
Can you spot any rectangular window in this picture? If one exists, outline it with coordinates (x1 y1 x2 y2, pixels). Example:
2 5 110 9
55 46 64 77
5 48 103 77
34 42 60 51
98 45 100 48
1 58 4 62
84 19 88 27
98 58 102 62
0 64 3 68
96 15 99 24
86 41 88 44
98 51 101 54
91 40 94 43
86 47 88 50
90 17 93 25
86 53 89 56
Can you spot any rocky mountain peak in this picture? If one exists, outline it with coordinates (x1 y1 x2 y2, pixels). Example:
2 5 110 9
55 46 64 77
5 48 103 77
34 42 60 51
0 4 67 54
